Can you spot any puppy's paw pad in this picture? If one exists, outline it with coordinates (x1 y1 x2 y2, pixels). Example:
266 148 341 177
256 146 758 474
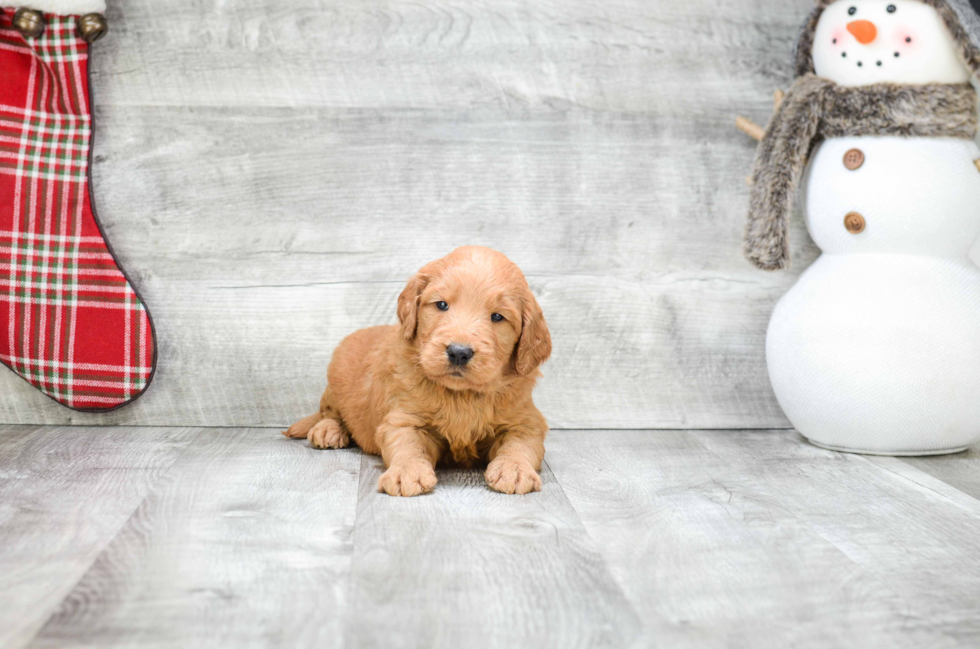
308 419 350 449
485 459 541 495
378 463 438 497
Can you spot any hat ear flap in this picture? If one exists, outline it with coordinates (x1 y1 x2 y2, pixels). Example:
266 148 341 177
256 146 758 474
934 0 980 77
794 4 828 78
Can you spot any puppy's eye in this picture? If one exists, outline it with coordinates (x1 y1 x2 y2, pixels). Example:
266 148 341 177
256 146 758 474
435 301 449 311
848 6 857 14
490 313 504 322
887 4 896 12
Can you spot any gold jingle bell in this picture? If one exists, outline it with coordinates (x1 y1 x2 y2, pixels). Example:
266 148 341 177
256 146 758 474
13 7 46 39
76 12 108 43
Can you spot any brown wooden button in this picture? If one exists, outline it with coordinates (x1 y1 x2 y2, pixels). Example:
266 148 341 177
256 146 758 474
843 148 865 170
844 212 866 234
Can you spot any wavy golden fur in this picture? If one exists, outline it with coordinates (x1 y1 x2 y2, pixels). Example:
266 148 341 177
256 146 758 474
284 246 552 497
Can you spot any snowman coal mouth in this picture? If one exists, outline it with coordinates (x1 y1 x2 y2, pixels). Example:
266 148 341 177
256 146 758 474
840 51 901 67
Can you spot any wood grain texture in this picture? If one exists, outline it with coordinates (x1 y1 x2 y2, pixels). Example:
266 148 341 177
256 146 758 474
29 430 361 649
0 425 198 649
91 0 809 111
344 453 641 649
546 429 980 648
0 0 822 428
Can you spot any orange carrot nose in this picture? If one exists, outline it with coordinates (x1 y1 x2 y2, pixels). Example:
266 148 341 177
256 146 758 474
847 20 878 44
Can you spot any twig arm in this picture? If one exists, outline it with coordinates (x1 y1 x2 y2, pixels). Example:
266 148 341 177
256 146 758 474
736 89 786 143
773 89 785 111
735 116 765 141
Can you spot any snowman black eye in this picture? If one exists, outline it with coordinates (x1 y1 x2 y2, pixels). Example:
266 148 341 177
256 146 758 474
887 4 896 12
906 36 912 42
848 6 857 15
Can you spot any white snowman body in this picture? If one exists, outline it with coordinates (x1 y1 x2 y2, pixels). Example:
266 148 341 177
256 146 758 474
766 0 980 453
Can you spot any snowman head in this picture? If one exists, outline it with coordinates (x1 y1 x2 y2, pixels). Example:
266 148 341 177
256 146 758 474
796 0 980 84
813 1 968 84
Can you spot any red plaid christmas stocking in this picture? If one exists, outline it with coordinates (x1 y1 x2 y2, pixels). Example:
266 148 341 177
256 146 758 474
0 3 156 411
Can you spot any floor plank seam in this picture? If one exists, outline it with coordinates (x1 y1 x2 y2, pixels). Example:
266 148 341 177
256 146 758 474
338 450 369 649
539 458 645 632
867 456 980 514
0 424 799 432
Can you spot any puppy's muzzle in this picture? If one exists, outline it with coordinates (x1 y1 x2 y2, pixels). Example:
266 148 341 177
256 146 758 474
446 344 474 367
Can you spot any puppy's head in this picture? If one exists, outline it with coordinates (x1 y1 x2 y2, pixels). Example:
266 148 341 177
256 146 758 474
397 246 551 392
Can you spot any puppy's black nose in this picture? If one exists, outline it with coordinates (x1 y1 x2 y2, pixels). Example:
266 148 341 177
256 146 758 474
446 344 474 367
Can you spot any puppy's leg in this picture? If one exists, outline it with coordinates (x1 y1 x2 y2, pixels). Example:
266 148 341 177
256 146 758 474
283 386 346 442
485 427 545 495
377 419 440 497
308 417 351 449
283 412 321 439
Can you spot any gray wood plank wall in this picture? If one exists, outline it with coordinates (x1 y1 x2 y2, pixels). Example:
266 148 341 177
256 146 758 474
2 0 978 427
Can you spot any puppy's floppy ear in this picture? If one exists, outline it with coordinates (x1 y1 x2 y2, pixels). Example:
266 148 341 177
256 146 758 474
398 259 445 341
397 272 429 341
515 288 552 376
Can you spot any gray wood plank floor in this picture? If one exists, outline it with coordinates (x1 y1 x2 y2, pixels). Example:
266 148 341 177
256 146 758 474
0 426 197 649
3 425 980 649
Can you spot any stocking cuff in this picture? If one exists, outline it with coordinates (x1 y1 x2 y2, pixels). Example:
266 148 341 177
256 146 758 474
4 0 105 15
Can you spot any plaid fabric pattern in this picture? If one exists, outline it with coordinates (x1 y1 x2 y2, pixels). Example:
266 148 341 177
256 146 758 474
0 9 155 411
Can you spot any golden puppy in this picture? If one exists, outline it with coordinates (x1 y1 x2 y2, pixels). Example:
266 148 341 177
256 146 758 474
284 246 552 497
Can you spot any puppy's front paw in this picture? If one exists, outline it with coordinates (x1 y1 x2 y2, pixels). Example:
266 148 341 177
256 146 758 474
378 462 438 497
485 458 541 495
308 418 350 449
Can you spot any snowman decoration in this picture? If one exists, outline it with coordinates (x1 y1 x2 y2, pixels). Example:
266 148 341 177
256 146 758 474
740 0 980 454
